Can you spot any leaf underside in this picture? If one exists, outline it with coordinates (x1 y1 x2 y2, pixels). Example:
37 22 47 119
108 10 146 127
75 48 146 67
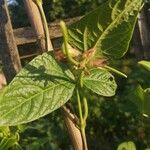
68 0 143 59
82 68 117 97
0 52 75 126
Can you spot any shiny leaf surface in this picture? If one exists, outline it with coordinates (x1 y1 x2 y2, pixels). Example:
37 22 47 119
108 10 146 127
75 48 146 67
0 52 75 126
82 68 117 96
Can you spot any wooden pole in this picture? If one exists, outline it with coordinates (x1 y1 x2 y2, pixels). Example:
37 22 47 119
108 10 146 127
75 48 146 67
138 5 150 59
132 23 144 60
0 0 22 83
23 1 83 149
23 0 47 53
62 106 83 150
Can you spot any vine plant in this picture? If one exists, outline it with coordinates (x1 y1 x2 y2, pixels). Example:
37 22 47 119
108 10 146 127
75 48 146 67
0 0 144 149
117 61 150 150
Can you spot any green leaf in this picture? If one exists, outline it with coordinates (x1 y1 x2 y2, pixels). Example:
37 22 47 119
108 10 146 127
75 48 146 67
0 137 17 150
0 127 10 137
82 68 117 97
131 86 150 117
117 141 136 150
143 89 150 117
0 52 75 126
68 0 143 59
138 61 150 71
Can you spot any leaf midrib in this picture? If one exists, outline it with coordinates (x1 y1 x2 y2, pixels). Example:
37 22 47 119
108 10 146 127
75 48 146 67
1 81 73 119
93 0 140 50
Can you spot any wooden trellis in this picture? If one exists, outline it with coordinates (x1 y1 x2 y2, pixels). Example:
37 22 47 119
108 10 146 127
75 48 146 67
1 2 150 66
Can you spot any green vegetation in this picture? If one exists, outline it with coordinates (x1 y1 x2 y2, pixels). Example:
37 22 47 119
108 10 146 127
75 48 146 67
9 0 107 28
0 0 149 149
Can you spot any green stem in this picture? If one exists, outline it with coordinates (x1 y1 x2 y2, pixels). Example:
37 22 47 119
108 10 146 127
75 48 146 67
79 71 88 123
34 0 53 51
82 96 88 150
104 65 127 78
76 89 83 125
60 21 79 66
76 89 88 150
83 96 88 122
15 144 23 150
81 127 88 150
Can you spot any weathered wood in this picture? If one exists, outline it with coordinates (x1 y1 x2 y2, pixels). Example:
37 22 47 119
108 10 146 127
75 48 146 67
23 0 46 53
62 106 83 150
144 2 150 27
20 52 39 59
0 0 22 83
13 17 81 45
138 6 150 59
132 23 144 60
